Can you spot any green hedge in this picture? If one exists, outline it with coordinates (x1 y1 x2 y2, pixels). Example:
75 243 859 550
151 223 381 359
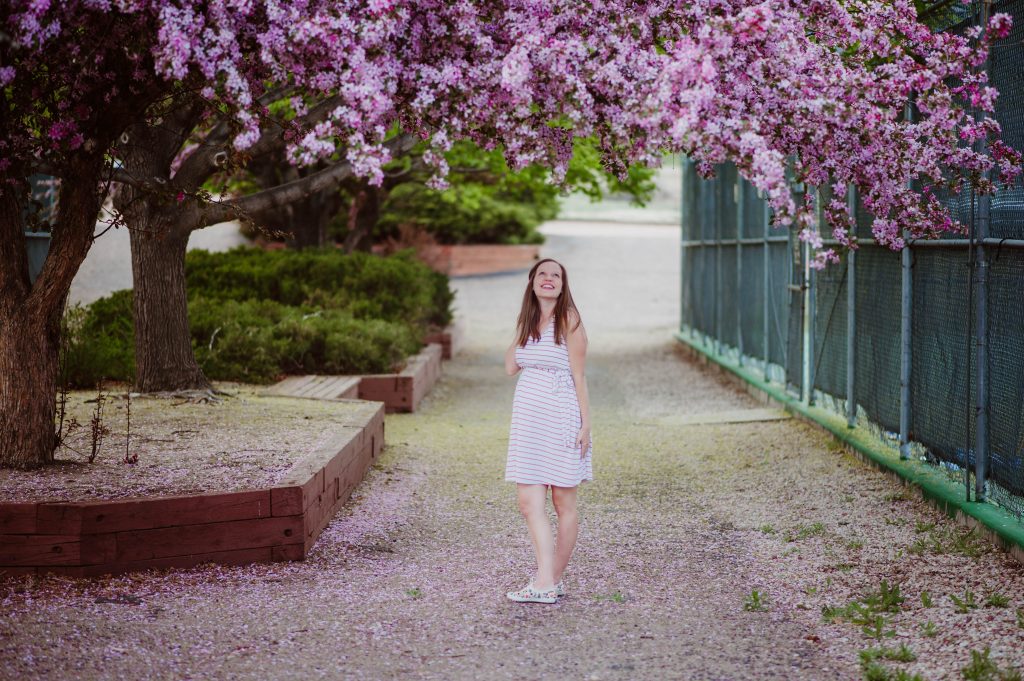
62 249 454 387
184 247 453 328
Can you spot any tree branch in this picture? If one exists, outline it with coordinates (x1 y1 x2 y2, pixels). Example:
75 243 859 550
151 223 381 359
196 133 417 228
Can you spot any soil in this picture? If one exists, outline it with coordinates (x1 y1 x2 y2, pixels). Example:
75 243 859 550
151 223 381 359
0 387 374 502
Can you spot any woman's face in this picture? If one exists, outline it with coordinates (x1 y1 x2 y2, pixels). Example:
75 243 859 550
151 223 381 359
532 261 563 302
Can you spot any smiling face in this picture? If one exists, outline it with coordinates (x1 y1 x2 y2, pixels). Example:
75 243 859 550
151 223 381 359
532 260 564 302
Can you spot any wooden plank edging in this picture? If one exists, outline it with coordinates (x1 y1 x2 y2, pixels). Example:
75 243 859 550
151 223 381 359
0 402 385 578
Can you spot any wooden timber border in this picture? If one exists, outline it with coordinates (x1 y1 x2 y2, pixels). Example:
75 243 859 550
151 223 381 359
425 318 465 360
0 402 385 578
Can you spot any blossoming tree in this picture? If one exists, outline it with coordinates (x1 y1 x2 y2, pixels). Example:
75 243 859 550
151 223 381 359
0 0 1017 468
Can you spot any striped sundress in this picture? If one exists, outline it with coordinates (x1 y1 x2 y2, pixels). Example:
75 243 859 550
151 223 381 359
505 320 593 487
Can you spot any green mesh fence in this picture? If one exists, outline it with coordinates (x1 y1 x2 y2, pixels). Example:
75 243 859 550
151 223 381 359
679 0 1024 519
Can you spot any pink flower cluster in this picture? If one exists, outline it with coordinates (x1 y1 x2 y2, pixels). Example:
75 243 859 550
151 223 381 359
2 0 1019 263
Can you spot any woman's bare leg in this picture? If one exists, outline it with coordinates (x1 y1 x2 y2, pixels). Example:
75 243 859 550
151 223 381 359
516 483 556 589
550 485 579 582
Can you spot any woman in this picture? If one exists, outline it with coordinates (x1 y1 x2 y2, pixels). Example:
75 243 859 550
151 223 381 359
504 258 593 604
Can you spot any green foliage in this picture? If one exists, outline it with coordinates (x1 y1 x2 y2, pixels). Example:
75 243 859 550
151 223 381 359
60 290 135 388
758 524 776 535
986 592 1010 608
185 247 453 328
785 522 826 542
908 525 987 558
951 588 979 614
743 589 769 612
594 591 627 603
1017 608 1024 629
822 580 904 640
405 588 423 599
920 591 934 608
365 138 655 246
61 249 445 387
190 298 419 382
859 646 923 681
914 521 936 534
961 648 1022 681
921 621 938 638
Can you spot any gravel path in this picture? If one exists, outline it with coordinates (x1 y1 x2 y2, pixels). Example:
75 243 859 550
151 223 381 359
3 221 1023 681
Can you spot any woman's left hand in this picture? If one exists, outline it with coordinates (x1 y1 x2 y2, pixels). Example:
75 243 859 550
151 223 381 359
576 425 590 459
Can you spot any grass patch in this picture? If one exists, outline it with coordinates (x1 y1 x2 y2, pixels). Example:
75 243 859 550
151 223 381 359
405 588 423 599
595 592 626 603
961 647 1022 681
921 621 938 637
985 592 1010 608
758 524 776 535
786 522 826 542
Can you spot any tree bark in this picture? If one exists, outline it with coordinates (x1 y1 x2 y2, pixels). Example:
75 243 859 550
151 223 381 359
117 116 211 393
0 308 61 468
128 217 210 392
0 159 105 469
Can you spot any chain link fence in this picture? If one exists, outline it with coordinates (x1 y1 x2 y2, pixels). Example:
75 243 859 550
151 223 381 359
679 0 1024 520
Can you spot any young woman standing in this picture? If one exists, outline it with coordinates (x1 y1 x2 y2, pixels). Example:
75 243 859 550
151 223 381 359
504 258 593 604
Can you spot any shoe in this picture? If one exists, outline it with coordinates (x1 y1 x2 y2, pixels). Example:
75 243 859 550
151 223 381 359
530 579 566 597
506 583 557 604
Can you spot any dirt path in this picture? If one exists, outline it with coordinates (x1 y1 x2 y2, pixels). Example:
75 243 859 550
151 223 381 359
3 221 1022 681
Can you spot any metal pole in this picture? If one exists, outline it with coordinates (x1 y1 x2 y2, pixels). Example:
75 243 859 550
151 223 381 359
846 186 857 428
715 172 723 357
800 190 813 406
763 193 771 382
899 103 914 460
736 176 744 365
973 1 992 501
680 158 688 336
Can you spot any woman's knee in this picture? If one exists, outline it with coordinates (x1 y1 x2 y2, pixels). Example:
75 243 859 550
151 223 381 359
551 487 578 518
517 486 546 518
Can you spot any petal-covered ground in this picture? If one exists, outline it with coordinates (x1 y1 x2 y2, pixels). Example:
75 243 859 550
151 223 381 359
1 221 1022 680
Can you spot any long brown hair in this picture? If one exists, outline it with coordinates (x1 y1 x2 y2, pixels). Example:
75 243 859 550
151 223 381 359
515 258 581 347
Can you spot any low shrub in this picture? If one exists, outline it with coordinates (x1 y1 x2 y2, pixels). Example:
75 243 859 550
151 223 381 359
184 247 453 328
62 292 421 387
189 297 419 383
60 289 135 388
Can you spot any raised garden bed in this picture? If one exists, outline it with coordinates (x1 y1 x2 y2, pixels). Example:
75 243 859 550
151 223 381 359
424 318 465 360
421 244 539 277
0 391 384 577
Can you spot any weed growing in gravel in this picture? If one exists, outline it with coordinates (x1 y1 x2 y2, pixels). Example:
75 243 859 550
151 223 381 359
914 521 936 534
759 524 776 535
862 615 897 640
961 647 1022 681
823 580 903 640
406 588 423 599
743 590 769 612
1016 608 1024 629
846 538 865 550
921 591 934 608
785 522 826 542
921 621 938 637
859 646 924 681
951 588 979 614
834 562 856 572
884 490 911 502
985 592 1010 608
861 645 917 663
908 526 987 558
595 592 626 603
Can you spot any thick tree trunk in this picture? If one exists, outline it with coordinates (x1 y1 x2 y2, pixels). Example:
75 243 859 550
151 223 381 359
0 161 104 469
117 116 211 393
0 309 60 468
128 220 210 392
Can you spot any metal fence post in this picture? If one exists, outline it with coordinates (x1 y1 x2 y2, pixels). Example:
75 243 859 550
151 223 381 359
973 2 992 501
801 190 814 406
763 194 771 382
846 186 857 428
899 103 914 461
715 172 723 357
736 176 744 365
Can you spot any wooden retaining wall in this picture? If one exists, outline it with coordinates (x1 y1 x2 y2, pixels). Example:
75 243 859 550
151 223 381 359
425 319 465 360
0 402 384 578
357 343 443 413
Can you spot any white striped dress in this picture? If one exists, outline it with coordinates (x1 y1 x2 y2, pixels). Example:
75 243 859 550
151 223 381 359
506 320 593 487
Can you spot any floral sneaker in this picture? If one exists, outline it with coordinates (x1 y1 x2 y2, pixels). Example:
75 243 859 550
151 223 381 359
506 583 558 604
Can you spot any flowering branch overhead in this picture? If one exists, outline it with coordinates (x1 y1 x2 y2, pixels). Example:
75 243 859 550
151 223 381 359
2 0 1018 266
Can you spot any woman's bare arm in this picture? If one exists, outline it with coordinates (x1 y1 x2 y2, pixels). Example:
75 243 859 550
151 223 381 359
566 319 590 457
505 339 521 376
